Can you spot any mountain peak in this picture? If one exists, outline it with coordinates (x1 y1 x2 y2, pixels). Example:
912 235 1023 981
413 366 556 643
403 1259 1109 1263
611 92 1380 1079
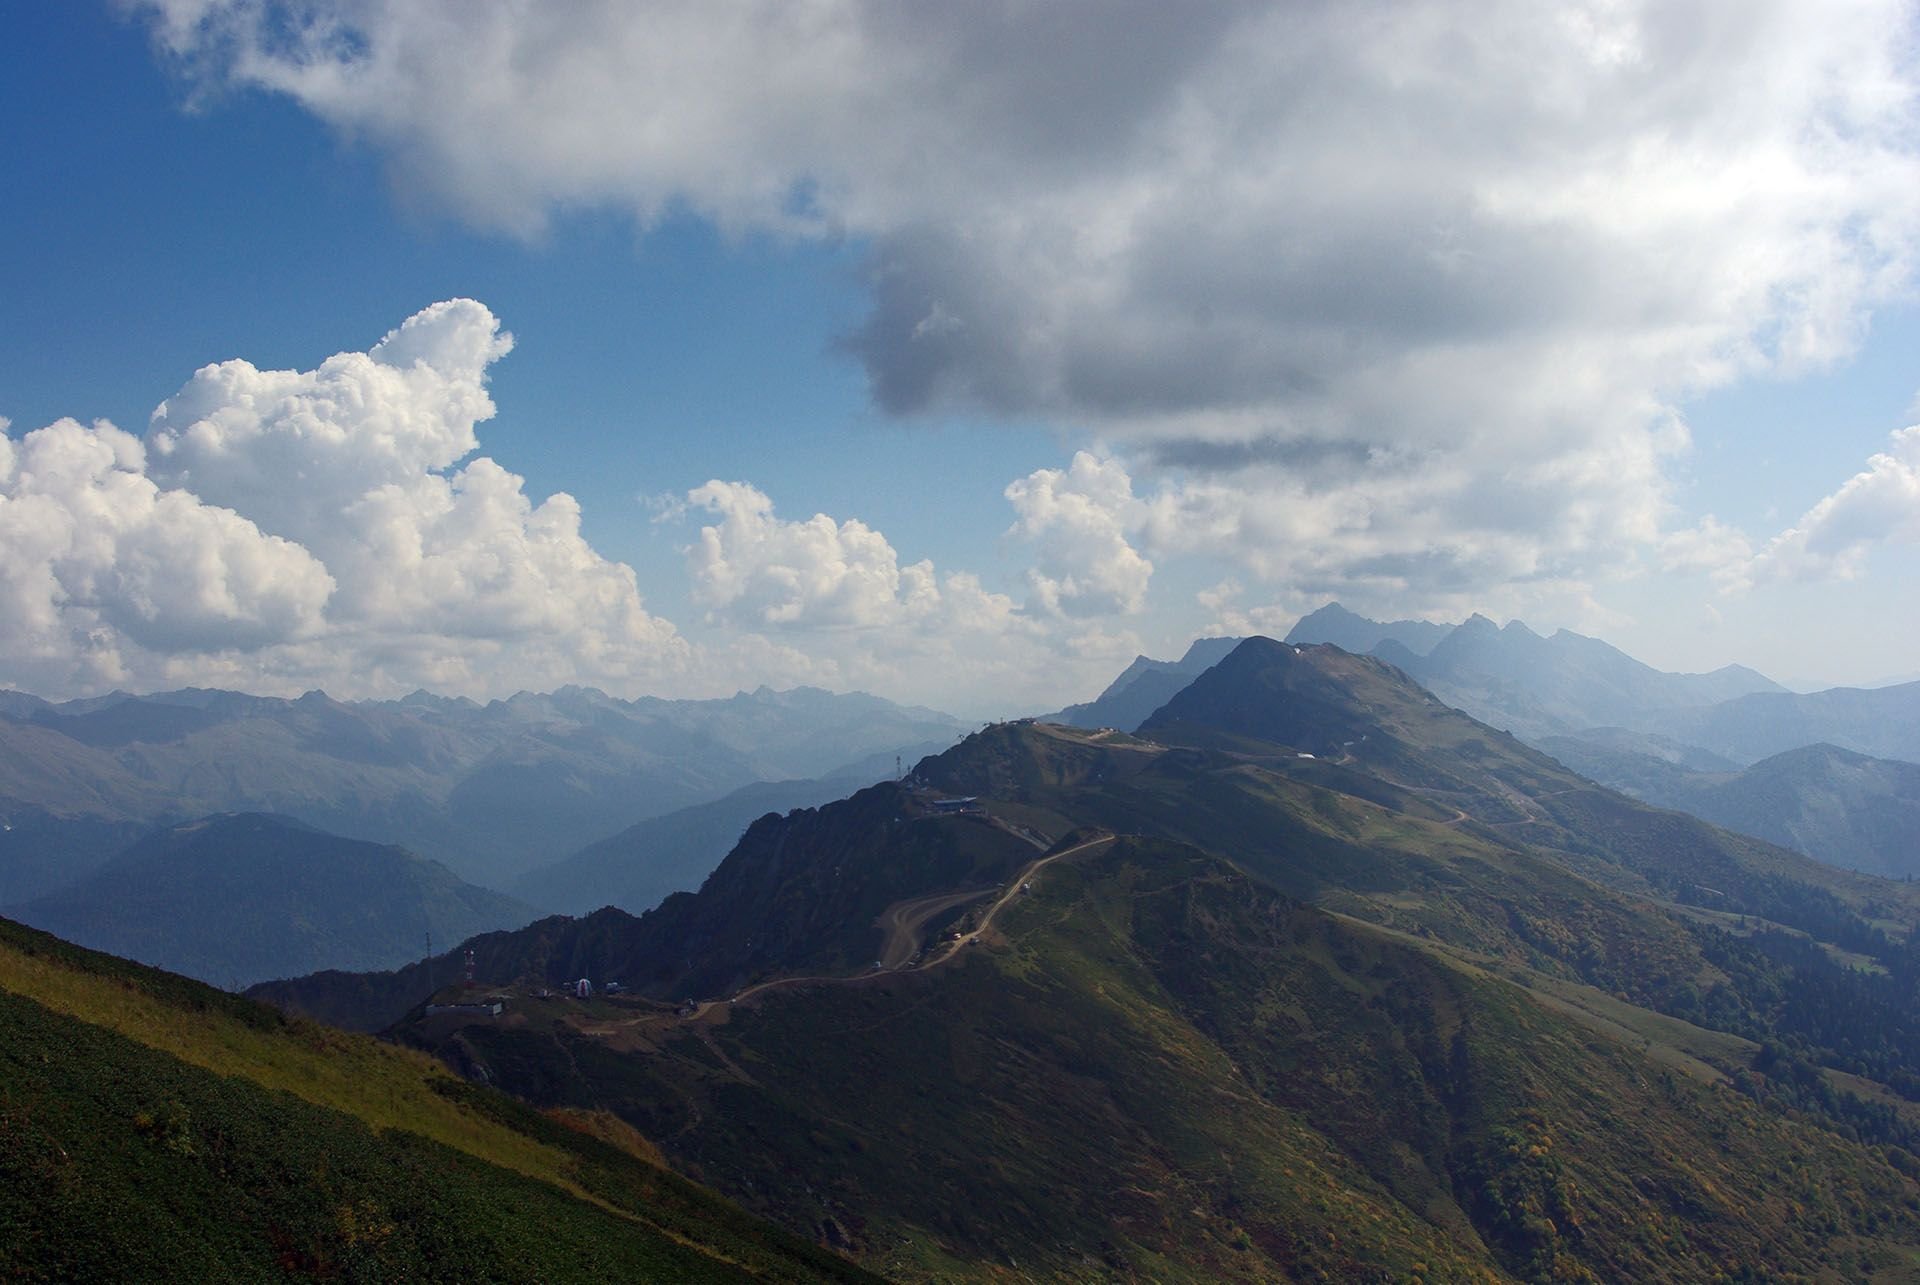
1140 636 1428 755
1291 602 1369 627
1176 635 1244 668
1286 604 1456 658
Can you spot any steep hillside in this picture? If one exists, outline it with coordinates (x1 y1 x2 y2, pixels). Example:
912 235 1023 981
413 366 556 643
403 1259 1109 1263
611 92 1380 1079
396 836 1920 1282
1132 640 1920 932
0 916 879 1283
515 775 872 917
7 813 536 987
255 787 1040 1032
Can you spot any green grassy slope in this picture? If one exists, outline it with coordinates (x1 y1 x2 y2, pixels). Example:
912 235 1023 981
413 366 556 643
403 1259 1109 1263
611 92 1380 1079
0 916 880 1284
249 642 1920 1279
401 838 1920 1282
1132 639 1920 937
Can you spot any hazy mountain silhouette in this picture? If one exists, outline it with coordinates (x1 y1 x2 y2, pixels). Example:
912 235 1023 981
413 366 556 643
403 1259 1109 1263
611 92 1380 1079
1541 737 1920 879
0 683 963 890
1039 635 1242 731
7 812 536 986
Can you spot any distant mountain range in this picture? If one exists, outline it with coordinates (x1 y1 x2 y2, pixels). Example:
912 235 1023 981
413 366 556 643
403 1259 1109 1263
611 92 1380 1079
1288 605 1785 738
1044 608 1920 878
5 812 536 986
250 637 1920 1279
0 683 963 896
1279 604 1920 769
1282 600 1455 657
1636 681 1920 766
1539 737 1920 879
1046 603 1791 745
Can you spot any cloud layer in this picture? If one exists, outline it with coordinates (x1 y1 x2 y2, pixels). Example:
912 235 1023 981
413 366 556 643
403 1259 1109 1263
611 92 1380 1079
0 301 687 697
140 0 1920 611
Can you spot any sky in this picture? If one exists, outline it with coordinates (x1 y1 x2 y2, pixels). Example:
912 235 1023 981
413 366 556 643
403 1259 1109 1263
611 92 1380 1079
3 1 1919 715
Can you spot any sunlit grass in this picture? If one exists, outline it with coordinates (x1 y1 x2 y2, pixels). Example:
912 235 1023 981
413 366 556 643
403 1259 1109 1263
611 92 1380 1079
0 937 585 1189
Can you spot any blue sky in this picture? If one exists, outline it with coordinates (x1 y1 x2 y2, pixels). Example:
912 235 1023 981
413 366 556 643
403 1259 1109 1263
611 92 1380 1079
0 5 1059 601
4 2 1919 712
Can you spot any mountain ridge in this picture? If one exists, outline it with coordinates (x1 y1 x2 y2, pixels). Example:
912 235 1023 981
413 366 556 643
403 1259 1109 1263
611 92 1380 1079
1039 635 1242 731
241 638 1920 1279
6 812 538 987
0 681 963 890
1541 737 1920 878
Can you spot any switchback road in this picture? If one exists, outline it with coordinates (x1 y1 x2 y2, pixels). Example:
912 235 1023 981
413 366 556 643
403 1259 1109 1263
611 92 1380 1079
687 832 1116 1020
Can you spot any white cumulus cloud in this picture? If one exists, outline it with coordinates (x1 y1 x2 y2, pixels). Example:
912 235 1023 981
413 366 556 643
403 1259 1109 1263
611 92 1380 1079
0 417 334 692
675 478 1145 712
1004 452 1152 617
1753 425 1920 582
684 479 1005 634
1 301 687 698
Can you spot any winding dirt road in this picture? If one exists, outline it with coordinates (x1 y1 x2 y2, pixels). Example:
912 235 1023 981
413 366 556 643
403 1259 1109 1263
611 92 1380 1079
919 832 1114 962
875 887 997 968
686 831 1117 1020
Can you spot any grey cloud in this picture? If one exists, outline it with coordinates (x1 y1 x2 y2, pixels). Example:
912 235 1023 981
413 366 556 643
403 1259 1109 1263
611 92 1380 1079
1146 436 1372 477
861 0 1257 177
